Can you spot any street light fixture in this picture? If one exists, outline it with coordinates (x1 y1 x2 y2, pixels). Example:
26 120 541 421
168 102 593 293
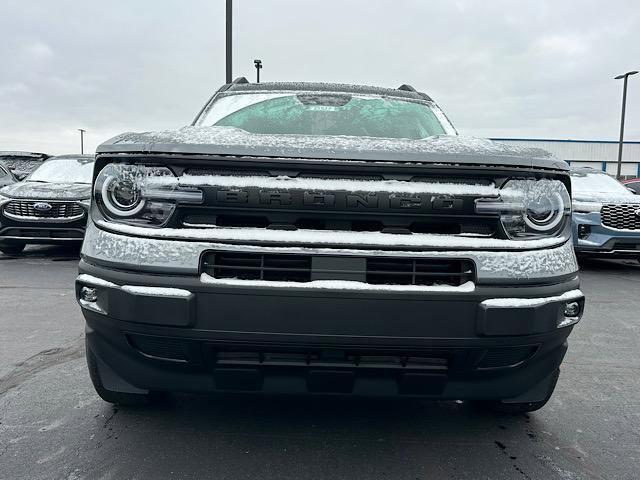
78 129 86 155
614 70 638 179
254 59 262 83
226 0 232 83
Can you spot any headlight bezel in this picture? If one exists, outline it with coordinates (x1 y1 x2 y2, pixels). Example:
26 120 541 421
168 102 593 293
92 163 203 228
475 178 571 240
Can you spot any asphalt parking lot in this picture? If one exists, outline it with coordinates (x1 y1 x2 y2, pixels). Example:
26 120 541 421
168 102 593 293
1 247 639 480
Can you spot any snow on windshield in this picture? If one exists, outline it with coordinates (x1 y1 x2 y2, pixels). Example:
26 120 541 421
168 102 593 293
196 92 457 138
29 157 95 184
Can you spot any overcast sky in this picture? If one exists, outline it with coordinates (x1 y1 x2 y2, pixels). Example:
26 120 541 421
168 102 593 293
1 0 639 155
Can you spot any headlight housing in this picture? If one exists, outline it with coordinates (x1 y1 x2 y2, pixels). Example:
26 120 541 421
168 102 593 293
476 179 571 239
93 163 202 227
0 191 9 206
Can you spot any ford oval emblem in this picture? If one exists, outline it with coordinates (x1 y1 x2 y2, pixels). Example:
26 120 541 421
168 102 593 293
33 202 53 212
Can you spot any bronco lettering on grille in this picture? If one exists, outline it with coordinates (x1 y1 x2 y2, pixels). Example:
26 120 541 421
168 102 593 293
213 188 464 212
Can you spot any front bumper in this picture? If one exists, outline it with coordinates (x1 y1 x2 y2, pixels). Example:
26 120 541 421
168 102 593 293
573 212 640 258
0 207 87 245
77 257 584 400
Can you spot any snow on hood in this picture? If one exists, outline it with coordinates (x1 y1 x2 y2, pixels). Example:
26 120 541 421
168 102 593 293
572 191 638 204
98 127 566 170
0 181 91 200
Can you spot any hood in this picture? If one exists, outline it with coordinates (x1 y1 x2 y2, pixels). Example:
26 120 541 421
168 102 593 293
0 181 91 200
97 127 568 171
572 191 639 204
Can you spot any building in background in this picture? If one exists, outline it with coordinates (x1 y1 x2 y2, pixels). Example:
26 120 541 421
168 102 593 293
492 139 640 178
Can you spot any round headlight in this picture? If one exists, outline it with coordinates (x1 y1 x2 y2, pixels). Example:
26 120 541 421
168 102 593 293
101 175 146 217
524 191 565 231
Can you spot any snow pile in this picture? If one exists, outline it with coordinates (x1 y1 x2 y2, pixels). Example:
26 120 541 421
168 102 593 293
481 289 583 308
200 274 475 293
121 285 192 297
76 274 118 288
148 173 498 196
95 220 566 250
572 192 638 204
106 127 553 160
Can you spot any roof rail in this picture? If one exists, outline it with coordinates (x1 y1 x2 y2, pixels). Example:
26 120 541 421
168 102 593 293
397 84 417 92
232 76 249 84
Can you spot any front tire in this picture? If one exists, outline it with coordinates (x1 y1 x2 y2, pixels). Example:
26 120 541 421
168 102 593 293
86 344 153 406
0 243 26 255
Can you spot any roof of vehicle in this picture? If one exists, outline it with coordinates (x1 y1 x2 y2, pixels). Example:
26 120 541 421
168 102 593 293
621 178 640 183
46 154 95 161
222 80 433 102
0 151 49 159
569 166 603 175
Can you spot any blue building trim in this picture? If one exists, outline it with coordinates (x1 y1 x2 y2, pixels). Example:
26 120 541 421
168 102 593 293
637 163 640 177
601 161 607 172
490 138 640 145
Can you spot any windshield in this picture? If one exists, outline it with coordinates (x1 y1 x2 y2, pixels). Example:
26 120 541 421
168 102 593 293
28 157 95 184
197 92 452 140
571 170 631 195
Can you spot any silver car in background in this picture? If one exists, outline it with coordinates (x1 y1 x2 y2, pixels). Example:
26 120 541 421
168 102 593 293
571 167 640 261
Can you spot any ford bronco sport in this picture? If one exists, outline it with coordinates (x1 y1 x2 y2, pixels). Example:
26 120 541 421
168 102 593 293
76 80 584 412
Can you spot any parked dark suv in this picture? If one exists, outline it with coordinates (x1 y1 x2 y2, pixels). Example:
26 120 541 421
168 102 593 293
77 80 584 412
0 155 94 254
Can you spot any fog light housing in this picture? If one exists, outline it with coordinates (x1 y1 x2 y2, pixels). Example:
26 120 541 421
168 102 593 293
558 301 582 328
577 224 591 239
564 301 580 317
80 286 98 303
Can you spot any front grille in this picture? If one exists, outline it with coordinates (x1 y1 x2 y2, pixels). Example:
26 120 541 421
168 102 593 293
477 346 539 369
182 213 493 236
601 204 640 230
213 349 449 371
3 200 84 220
366 258 474 286
127 334 188 361
205 252 312 282
202 251 475 286
174 168 500 238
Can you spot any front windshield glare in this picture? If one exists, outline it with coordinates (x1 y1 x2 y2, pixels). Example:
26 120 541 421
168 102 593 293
571 171 631 195
29 158 95 184
198 93 450 140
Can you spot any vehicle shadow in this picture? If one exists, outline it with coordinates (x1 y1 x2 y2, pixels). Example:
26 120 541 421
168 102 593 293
578 256 640 273
102 393 544 468
0 244 80 261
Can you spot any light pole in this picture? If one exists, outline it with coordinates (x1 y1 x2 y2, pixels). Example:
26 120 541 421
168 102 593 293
614 70 638 179
78 129 86 154
226 0 232 83
254 59 262 83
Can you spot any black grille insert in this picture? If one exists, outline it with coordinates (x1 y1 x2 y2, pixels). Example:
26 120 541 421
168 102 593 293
202 252 475 286
477 346 539 369
366 258 474 286
205 252 312 282
3 200 84 219
601 204 640 230
127 334 188 361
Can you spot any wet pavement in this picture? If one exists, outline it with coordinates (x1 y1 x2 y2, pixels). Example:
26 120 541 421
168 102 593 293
1 246 639 479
